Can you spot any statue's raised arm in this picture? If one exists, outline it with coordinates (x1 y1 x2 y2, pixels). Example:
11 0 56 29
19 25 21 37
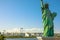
41 0 43 8
40 0 44 13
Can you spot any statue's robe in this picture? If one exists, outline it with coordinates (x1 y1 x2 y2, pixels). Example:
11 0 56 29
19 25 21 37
42 8 56 37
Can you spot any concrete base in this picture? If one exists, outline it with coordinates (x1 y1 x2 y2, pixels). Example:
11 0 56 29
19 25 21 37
37 37 60 40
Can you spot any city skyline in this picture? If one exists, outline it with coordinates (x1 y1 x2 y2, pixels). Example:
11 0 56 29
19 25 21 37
0 28 43 33
0 0 60 33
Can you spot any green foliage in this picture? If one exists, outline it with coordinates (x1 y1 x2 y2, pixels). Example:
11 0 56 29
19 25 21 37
0 35 4 40
3 36 36 38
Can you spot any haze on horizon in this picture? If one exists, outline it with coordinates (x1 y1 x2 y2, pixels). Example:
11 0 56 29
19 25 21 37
0 0 60 33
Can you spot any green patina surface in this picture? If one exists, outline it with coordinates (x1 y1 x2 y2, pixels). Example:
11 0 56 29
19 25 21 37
40 0 57 37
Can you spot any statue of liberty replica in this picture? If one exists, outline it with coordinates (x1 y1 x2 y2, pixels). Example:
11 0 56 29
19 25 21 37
40 0 57 37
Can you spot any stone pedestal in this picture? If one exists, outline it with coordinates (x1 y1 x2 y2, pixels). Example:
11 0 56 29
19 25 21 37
37 37 60 40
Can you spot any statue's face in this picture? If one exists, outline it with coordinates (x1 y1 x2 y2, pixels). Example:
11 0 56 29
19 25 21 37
44 3 49 9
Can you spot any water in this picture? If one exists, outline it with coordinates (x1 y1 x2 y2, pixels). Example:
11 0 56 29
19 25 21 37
5 38 38 40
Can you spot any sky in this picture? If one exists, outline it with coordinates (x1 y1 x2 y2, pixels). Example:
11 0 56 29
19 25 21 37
0 0 60 33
